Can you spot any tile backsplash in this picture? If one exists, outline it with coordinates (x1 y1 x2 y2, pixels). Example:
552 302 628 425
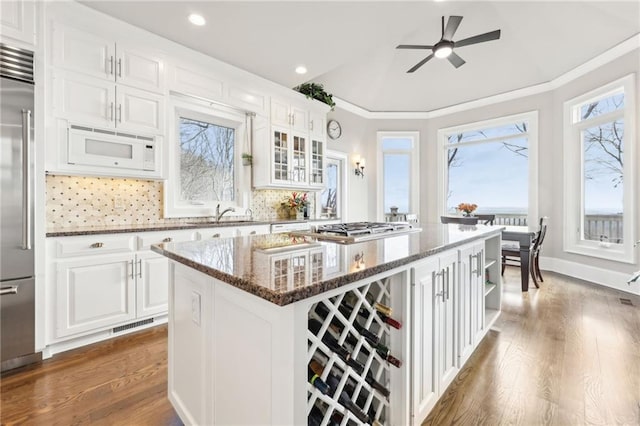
46 175 316 228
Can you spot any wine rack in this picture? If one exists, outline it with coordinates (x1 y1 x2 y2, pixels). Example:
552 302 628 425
307 278 398 425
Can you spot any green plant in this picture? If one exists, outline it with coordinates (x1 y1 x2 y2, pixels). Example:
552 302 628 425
241 152 252 166
293 82 335 110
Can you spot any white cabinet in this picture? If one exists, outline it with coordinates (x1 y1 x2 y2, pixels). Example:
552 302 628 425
457 241 484 366
0 0 36 47
51 23 165 93
196 226 237 240
56 253 136 338
410 249 459 424
253 99 328 189
50 24 165 135
47 229 198 344
53 70 164 134
237 224 270 236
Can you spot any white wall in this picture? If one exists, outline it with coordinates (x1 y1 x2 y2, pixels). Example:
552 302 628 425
331 49 640 282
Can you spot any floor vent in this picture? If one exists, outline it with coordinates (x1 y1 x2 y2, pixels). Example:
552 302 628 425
113 318 154 333
620 298 633 306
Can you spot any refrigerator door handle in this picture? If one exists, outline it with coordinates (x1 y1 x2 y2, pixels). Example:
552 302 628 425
21 109 32 251
0 286 19 296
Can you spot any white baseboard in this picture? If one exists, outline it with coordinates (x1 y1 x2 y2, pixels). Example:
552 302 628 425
539 256 639 296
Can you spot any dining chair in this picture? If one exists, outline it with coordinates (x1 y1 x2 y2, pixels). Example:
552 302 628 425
501 216 548 288
474 214 496 225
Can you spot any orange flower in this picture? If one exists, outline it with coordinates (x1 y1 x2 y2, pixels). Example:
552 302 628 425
457 203 478 214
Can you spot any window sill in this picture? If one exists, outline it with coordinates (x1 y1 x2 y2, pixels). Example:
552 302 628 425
564 244 635 264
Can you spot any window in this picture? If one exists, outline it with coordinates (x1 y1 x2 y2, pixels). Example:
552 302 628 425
563 75 635 262
377 132 420 221
437 112 538 226
318 151 347 219
165 96 250 217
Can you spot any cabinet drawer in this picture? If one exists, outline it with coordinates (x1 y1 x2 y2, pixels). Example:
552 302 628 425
55 235 136 258
137 230 197 250
196 227 237 240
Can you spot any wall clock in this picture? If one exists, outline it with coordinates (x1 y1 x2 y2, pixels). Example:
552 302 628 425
327 119 342 140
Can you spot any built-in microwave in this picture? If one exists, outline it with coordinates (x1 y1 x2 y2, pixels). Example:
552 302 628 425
67 125 156 172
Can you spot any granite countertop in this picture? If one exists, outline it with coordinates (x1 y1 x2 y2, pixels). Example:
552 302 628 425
45 217 340 237
151 223 503 306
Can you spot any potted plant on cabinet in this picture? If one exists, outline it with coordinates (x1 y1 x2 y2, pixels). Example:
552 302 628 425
241 153 252 166
293 82 335 110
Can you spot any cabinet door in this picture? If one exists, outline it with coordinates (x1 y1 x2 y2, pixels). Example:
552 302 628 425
237 225 270 236
51 23 114 81
410 257 438 424
270 98 290 127
310 138 324 186
437 250 459 393
291 133 307 184
457 244 475 366
196 227 237 240
115 85 164 134
55 254 135 338
53 70 115 128
272 127 291 185
290 105 308 133
309 110 326 139
136 253 169 318
472 245 486 343
0 0 36 46
116 44 164 93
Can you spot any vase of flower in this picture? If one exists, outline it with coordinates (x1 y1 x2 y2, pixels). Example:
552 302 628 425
284 192 308 220
457 202 478 217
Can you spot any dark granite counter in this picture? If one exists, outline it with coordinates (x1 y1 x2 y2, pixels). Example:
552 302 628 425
151 223 503 306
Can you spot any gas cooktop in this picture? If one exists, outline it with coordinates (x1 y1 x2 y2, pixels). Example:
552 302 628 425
291 221 420 243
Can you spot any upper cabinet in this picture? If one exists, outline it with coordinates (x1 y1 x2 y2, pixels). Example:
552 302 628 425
0 0 36 48
51 23 165 94
253 98 329 189
50 24 165 135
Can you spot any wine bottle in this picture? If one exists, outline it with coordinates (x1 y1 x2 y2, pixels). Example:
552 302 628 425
340 298 402 330
310 359 370 424
308 365 330 394
315 303 380 346
332 323 402 371
308 318 365 374
308 404 339 426
345 292 393 316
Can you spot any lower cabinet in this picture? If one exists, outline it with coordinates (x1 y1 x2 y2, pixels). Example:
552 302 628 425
55 253 136 338
411 249 459 423
136 251 170 318
457 241 485 366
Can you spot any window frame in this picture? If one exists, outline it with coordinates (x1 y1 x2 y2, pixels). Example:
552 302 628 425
436 111 539 226
316 150 348 220
562 74 636 263
376 131 420 221
164 96 250 218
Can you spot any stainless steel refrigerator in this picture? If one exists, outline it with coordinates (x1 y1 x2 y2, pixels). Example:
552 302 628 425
0 43 40 372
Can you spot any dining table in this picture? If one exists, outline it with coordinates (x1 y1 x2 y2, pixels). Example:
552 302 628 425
502 225 536 291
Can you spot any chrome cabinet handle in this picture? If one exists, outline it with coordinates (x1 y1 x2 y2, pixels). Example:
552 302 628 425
309 120 313 131
108 56 114 75
162 237 172 243
129 260 134 279
477 251 483 277
110 102 114 121
137 259 142 278
249 231 257 235
118 104 122 123
212 233 220 238
117 58 122 77
0 286 18 296
21 110 31 250
90 242 104 248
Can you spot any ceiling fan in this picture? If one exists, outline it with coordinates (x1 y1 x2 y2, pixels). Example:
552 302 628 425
397 15 501 72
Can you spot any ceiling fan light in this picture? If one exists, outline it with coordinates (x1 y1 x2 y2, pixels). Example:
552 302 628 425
434 45 453 58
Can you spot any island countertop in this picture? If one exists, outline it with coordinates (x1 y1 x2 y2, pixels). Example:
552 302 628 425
151 223 503 306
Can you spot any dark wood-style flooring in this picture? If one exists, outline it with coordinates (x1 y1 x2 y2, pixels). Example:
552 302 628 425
1 268 639 425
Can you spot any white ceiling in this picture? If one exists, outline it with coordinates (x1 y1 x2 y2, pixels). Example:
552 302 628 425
81 1 640 112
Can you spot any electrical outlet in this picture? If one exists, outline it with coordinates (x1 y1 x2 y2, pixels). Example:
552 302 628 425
191 291 201 326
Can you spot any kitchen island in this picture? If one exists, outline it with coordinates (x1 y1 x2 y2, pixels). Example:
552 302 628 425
152 223 503 426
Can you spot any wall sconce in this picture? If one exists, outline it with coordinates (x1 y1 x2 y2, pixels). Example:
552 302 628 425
354 158 365 178
354 252 365 270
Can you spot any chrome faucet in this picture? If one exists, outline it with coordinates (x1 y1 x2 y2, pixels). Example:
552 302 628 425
215 204 235 222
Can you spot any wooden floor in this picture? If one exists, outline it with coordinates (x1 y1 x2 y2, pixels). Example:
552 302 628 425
1 268 639 425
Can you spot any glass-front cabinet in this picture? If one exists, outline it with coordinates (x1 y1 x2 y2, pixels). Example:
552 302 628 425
273 128 289 183
310 138 324 187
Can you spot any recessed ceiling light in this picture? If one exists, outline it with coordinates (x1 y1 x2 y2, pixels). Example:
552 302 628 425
295 65 308 75
188 13 206 26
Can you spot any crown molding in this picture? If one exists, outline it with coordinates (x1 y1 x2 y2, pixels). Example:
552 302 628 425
336 33 640 120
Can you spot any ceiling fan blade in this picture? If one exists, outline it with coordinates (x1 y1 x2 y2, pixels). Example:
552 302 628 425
447 51 466 68
396 44 434 50
407 54 435 73
443 16 463 40
455 29 501 48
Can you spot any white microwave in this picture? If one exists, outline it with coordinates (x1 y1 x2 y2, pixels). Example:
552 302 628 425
68 125 156 172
